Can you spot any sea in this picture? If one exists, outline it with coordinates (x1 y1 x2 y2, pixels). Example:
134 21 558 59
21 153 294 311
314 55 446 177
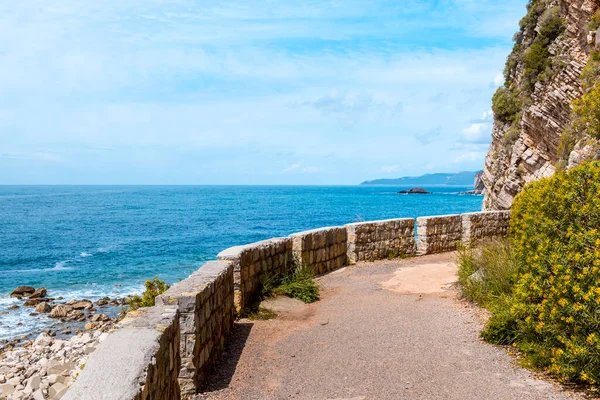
0 185 482 340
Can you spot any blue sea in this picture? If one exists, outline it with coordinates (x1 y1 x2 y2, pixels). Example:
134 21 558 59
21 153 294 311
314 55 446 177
0 185 482 340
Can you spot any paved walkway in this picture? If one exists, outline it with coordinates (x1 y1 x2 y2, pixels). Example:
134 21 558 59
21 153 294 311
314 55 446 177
198 253 581 400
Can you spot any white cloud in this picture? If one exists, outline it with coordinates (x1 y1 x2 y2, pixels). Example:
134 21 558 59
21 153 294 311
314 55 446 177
461 123 491 143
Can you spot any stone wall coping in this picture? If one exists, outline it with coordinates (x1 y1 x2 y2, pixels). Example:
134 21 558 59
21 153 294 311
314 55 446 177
217 238 289 260
416 213 462 222
63 305 179 400
462 210 510 217
345 217 415 228
157 260 230 306
288 226 344 237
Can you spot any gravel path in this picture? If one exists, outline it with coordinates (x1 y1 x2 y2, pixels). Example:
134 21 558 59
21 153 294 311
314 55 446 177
198 253 584 400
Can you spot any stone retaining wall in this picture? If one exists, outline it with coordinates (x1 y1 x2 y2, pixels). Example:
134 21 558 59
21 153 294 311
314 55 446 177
63 210 512 400
345 218 416 264
416 214 464 255
290 227 347 275
462 211 511 245
63 305 180 400
218 238 293 311
157 260 234 397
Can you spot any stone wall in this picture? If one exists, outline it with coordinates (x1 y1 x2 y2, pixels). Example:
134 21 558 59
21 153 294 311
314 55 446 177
290 227 347 275
345 218 416 264
157 260 234 397
462 211 511 245
63 305 180 400
218 238 293 311
416 214 464 255
62 210 513 400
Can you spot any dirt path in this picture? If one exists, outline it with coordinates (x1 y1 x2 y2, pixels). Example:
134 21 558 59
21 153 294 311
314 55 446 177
198 253 582 400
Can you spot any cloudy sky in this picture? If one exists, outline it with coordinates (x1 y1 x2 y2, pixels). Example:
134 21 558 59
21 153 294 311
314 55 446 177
0 0 527 185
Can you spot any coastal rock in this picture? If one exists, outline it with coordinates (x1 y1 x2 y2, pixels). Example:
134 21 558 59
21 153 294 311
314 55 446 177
7 305 19 311
90 314 109 322
35 302 52 314
23 299 43 307
28 288 47 299
70 300 93 310
95 297 110 306
49 305 71 319
10 287 35 298
398 188 431 194
472 171 484 195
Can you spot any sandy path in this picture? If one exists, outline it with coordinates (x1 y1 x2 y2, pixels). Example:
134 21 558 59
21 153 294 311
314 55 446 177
197 253 582 400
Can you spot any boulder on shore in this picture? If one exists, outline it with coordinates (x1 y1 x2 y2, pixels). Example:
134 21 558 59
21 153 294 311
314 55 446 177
398 188 431 194
70 300 93 310
28 288 47 299
10 286 35 298
35 302 52 313
49 305 72 319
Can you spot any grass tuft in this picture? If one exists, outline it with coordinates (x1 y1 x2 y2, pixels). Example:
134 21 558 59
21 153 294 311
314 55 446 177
262 264 320 304
457 238 519 307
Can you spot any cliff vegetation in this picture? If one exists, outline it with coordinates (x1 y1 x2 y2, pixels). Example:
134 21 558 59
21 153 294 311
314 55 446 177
483 0 596 210
460 161 600 386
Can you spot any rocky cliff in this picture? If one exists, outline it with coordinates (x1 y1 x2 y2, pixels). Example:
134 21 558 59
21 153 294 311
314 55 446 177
483 0 599 210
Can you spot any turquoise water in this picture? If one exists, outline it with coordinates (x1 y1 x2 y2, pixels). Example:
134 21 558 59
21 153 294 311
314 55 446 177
0 185 482 339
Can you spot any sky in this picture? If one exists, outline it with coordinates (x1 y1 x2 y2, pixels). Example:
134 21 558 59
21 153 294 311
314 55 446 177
0 0 528 185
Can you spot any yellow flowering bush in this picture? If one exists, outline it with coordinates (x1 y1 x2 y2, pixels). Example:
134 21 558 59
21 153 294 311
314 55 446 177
483 161 600 384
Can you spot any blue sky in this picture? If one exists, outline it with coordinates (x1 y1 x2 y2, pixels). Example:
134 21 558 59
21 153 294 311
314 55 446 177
0 0 527 185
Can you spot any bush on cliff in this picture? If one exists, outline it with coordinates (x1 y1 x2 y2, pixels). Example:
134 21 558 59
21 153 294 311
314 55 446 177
571 82 600 140
128 277 171 311
492 87 521 123
470 162 600 385
522 7 565 91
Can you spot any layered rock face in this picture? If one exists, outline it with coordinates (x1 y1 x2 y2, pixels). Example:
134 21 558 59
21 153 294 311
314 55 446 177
483 0 598 210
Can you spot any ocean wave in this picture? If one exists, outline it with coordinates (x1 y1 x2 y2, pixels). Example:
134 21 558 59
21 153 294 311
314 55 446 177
3 261 73 274
79 252 92 257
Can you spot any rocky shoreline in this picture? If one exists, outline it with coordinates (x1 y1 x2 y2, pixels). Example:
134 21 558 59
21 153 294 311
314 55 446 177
0 287 129 400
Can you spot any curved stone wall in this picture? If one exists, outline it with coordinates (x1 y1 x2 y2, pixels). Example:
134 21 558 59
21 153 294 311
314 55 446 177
63 210 510 400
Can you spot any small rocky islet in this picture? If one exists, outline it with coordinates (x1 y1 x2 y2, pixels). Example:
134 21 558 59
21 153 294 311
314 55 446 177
0 286 128 400
397 188 431 194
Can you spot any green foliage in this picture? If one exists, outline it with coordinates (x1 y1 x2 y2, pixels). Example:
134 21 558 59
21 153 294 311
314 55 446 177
571 83 600 140
457 239 519 307
262 264 320 304
522 7 565 92
580 56 600 92
128 277 170 311
556 125 580 170
589 9 600 31
492 87 521 123
481 162 600 385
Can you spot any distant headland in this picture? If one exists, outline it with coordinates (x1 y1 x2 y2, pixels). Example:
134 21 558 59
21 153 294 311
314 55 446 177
361 171 482 186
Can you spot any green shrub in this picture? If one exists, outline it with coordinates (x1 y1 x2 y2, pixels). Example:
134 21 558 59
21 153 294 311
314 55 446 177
522 7 565 91
262 264 320 304
571 82 600 140
492 87 521 123
485 162 600 385
128 277 171 311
